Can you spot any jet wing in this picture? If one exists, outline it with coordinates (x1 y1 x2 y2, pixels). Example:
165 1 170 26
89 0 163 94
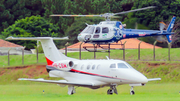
18 78 94 87
148 78 161 81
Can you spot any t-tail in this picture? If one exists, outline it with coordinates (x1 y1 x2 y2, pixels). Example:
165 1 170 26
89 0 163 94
6 37 77 65
166 16 176 43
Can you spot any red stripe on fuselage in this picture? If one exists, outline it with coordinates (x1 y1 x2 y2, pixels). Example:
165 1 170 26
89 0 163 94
70 69 127 80
45 57 54 65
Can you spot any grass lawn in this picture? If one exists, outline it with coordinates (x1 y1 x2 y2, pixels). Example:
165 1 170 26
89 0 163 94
0 83 179 101
0 48 179 101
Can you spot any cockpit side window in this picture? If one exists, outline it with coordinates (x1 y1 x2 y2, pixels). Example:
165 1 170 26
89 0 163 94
110 64 116 68
95 27 100 34
84 26 95 34
118 63 128 68
102 27 109 33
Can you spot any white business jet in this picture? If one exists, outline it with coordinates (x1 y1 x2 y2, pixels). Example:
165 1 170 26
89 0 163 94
6 36 161 95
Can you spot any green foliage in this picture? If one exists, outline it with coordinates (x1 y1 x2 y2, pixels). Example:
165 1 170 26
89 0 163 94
1 0 180 48
131 0 180 47
34 41 44 53
0 0 45 33
1 16 61 49
132 0 180 29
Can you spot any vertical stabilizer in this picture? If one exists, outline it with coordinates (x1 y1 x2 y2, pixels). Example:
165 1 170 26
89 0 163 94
166 16 176 43
166 35 172 43
40 38 68 64
167 16 176 32
6 37 76 65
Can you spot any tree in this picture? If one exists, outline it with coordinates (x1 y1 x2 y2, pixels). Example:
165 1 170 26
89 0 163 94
0 0 45 34
1 16 61 49
131 0 180 47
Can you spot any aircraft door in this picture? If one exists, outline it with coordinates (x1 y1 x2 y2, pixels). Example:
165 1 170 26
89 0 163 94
93 27 100 38
109 63 117 78
102 27 109 39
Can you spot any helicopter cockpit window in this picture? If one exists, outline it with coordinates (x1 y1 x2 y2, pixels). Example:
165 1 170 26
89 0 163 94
83 26 95 34
95 27 100 34
102 27 109 33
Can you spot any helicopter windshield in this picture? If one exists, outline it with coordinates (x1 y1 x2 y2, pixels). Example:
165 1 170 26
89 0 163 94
82 26 95 34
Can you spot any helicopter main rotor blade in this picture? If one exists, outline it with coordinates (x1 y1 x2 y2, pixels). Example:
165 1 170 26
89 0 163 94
114 6 156 15
50 14 101 17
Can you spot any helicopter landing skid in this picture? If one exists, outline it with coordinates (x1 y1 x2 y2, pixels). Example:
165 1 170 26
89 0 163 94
81 43 124 59
83 43 124 52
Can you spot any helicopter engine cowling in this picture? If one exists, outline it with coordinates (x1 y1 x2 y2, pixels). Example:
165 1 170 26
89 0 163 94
52 60 74 71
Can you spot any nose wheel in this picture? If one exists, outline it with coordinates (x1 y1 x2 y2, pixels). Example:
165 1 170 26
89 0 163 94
107 89 113 95
130 86 135 95
107 85 118 95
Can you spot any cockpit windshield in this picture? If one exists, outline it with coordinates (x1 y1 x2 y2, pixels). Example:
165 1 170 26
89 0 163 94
82 26 95 34
109 62 134 69
125 63 134 69
117 63 128 68
117 62 134 69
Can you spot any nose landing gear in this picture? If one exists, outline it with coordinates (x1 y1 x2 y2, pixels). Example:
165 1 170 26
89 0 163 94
130 86 135 95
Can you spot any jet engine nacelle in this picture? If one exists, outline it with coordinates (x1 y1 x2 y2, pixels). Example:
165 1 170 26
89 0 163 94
52 60 74 71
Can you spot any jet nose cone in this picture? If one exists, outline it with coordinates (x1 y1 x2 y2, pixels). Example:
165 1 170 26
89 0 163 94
138 75 148 83
133 70 148 83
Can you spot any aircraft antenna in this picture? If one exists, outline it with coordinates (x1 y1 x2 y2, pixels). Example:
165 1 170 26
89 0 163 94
106 56 109 60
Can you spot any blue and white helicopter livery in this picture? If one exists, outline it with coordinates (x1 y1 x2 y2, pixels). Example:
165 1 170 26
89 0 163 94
51 6 176 45
77 16 175 45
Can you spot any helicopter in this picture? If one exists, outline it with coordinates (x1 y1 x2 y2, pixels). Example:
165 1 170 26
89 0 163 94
51 6 176 46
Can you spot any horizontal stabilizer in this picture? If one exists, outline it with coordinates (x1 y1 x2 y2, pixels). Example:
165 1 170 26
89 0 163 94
148 78 161 81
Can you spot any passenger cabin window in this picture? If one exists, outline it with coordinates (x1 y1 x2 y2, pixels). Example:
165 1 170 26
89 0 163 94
87 65 91 70
92 65 95 70
102 27 109 33
84 26 95 34
110 64 116 68
118 63 128 68
97 64 100 69
95 27 100 34
81 64 84 70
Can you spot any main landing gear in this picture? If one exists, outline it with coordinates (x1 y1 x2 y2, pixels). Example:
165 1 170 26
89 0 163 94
68 85 76 95
107 85 118 95
107 85 135 95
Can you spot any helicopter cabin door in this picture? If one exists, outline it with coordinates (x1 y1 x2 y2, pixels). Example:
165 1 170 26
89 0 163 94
93 27 100 38
101 27 109 39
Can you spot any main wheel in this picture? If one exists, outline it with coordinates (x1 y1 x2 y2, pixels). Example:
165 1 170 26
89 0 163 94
130 90 135 95
107 89 113 95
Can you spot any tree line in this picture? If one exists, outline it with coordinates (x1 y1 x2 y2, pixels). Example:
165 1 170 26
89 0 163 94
0 0 180 49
